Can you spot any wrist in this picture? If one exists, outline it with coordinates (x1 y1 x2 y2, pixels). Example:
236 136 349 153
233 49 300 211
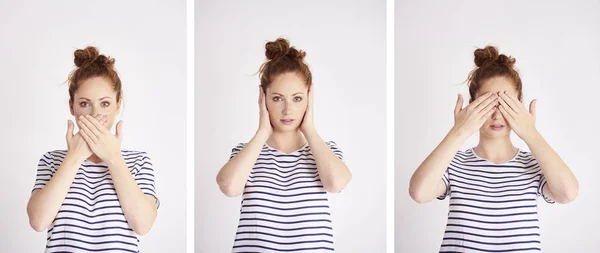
255 129 271 142
522 129 543 145
448 126 469 142
105 152 124 167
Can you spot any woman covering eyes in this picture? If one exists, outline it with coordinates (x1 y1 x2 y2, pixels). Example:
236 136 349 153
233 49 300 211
216 38 352 252
26 46 159 253
409 46 579 252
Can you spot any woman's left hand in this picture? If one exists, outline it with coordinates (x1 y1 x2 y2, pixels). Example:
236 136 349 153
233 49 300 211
497 91 538 140
78 115 124 162
300 85 316 135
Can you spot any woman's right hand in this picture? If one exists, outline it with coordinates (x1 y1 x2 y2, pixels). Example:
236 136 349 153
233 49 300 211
451 92 498 138
66 115 108 161
257 86 273 136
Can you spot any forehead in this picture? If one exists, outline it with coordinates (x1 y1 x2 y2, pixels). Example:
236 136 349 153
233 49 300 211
74 76 116 99
477 76 518 96
268 72 308 94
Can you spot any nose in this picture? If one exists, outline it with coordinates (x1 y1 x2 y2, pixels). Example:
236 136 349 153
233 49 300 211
492 106 502 120
282 101 291 115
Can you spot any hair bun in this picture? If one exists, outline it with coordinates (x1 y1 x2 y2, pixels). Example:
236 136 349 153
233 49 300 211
265 38 306 61
474 46 515 68
74 46 115 67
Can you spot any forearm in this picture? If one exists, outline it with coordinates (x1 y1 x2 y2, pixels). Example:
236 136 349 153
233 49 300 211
27 154 82 232
107 155 157 235
409 127 466 203
303 129 351 193
216 130 270 196
524 130 578 203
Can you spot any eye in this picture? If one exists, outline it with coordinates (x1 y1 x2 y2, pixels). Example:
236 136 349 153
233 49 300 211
293 96 303 102
272 97 281 102
79 102 89 107
101 101 110 107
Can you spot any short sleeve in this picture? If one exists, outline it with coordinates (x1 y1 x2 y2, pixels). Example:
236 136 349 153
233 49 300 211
230 143 247 160
538 173 555 204
437 168 451 200
133 152 160 208
32 152 57 192
326 141 344 162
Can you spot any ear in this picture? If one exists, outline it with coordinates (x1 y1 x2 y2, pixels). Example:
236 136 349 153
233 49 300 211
69 100 75 116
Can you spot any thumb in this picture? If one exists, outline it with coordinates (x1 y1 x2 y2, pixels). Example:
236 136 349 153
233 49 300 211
66 120 74 140
115 120 124 140
530 99 537 118
454 94 464 117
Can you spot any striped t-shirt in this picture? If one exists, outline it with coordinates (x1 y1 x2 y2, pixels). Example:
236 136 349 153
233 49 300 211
230 141 344 253
33 150 159 253
438 148 554 252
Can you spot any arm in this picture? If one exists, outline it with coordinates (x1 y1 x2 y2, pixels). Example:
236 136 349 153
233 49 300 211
78 116 157 235
304 130 351 193
27 120 95 232
498 92 578 204
409 129 466 203
27 153 83 232
216 85 272 197
300 86 351 193
106 155 158 235
409 93 498 203
216 130 270 197
525 132 578 203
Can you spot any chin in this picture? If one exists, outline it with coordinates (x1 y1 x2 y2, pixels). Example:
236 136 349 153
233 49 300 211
273 124 300 132
481 129 511 139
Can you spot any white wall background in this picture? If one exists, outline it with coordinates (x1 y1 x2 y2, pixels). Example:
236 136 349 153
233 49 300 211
195 0 386 252
395 1 600 252
0 1 186 252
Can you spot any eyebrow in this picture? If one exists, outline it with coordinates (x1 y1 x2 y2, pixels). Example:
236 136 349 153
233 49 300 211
78 96 112 101
270 92 305 96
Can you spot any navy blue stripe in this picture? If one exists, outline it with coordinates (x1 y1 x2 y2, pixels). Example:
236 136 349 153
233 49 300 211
235 231 333 238
232 245 334 252
243 197 328 205
444 230 540 238
239 218 331 225
449 203 537 210
448 217 539 224
234 238 333 245
237 224 332 232
449 210 538 218
51 223 133 232
450 197 537 204
243 191 325 198
242 204 329 211
451 190 537 199
241 211 331 218
244 185 323 192
446 224 539 231
440 244 540 252
250 179 322 188
46 244 137 253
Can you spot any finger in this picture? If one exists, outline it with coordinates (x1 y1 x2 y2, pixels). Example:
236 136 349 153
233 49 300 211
258 85 262 105
469 92 493 108
115 120 123 141
529 99 537 119
498 103 515 121
497 96 516 117
79 126 96 145
84 115 107 134
66 120 74 140
454 94 464 117
79 116 103 138
499 91 522 113
479 98 497 120
474 93 498 112
101 115 109 128
481 106 497 121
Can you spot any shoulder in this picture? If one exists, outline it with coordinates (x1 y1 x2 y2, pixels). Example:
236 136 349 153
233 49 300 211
41 150 68 161
513 150 537 166
232 143 248 152
121 149 152 162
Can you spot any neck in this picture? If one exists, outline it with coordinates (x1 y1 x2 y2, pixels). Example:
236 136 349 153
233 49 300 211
474 134 518 164
87 154 103 164
267 129 307 153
